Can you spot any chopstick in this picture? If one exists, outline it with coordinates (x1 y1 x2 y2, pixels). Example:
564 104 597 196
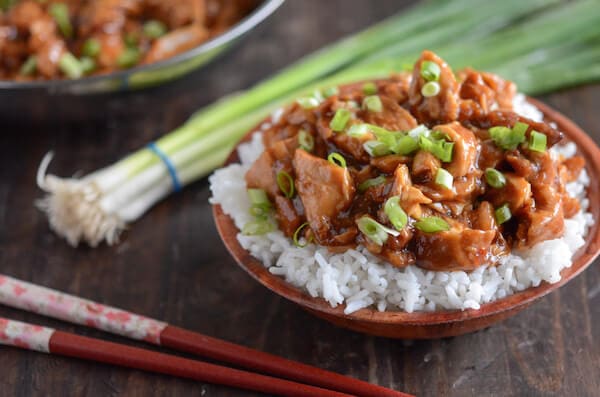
0 274 413 397
0 317 351 397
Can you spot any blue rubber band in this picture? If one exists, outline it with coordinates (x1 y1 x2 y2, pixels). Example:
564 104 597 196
147 142 182 192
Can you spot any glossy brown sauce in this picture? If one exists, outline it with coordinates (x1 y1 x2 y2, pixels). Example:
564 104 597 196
245 51 585 272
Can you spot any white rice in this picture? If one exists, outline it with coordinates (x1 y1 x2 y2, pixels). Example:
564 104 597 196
209 94 594 314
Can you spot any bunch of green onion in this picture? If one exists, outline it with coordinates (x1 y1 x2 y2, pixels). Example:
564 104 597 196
37 0 600 246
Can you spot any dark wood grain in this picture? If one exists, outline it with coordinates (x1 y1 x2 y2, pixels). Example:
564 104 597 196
0 1 598 396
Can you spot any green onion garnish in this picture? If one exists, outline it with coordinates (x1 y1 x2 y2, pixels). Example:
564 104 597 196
82 38 101 58
293 222 311 247
79 57 96 74
242 219 273 236
348 124 370 137
529 130 547 152
414 216 450 233
329 108 351 132
143 20 168 39
362 82 377 95
420 61 441 81
276 170 295 198
419 135 454 162
327 152 347 168
392 135 419 155
435 168 453 190
322 86 339 97
356 216 400 246
49 3 73 38
495 204 512 225
248 188 270 206
298 129 314 152
421 81 440 97
489 123 527 150
358 175 386 192
384 196 408 230
19 56 37 76
117 47 141 69
296 96 319 109
58 53 83 79
363 95 383 113
249 204 270 219
484 168 506 188
363 140 391 157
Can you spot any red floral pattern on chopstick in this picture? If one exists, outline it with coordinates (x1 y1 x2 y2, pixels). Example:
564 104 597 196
0 275 167 343
0 318 54 352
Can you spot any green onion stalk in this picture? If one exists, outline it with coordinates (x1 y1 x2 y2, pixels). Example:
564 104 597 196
37 0 600 246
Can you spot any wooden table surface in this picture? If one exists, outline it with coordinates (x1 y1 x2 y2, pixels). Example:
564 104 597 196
1 1 599 396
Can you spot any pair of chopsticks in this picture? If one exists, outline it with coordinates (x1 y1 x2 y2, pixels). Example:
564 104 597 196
0 274 412 397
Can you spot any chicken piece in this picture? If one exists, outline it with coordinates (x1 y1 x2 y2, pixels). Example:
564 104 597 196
380 73 412 104
293 150 356 243
408 51 460 124
390 164 432 219
8 1 45 32
486 172 532 214
331 133 371 164
36 40 66 78
560 156 585 183
370 154 410 174
458 68 516 118
144 0 206 28
412 221 497 271
505 153 536 179
466 111 563 148
361 95 418 131
244 150 278 198
273 196 302 237
267 137 297 172
516 202 564 248
471 201 497 231
434 122 479 177
94 32 126 69
411 150 440 184
143 25 209 64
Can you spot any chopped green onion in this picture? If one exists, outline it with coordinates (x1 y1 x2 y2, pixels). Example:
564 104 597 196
484 168 506 188
348 124 370 138
298 129 314 152
347 100 359 109
59 52 83 79
489 124 526 150
276 170 295 198
529 130 547 152
419 135 454 162
392 135 419 155
408 125 430 139
143 19 168 39
293 222 311 247
49 3 73 38
19 56 37 76
322 86 339 97
117 47 141 69
384 196 408 230
421 81 440 97
362 82 377 95
81 38 101 58
363 140 391 157
248 188 270 206
358 175 386 192
296 96 320 109
420 61 441 81
249 204 270 219
435 168 453 190
495 204 512 225
363 95 383 112
329 108 351 132
327 152 347 168
79 56 96 74
356 216 400 246
414 216 450 233
242 219 272 236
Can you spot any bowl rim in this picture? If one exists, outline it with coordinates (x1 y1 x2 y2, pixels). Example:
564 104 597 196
0 0 284 90
213 97 600 326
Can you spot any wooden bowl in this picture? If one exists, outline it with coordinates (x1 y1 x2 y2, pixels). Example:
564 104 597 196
213 98 600 339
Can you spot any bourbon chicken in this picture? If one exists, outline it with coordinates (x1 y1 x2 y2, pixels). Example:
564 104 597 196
244 51 585 272
0 0 257 80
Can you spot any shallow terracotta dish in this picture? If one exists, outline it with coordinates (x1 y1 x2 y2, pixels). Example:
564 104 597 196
213 98 600 339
